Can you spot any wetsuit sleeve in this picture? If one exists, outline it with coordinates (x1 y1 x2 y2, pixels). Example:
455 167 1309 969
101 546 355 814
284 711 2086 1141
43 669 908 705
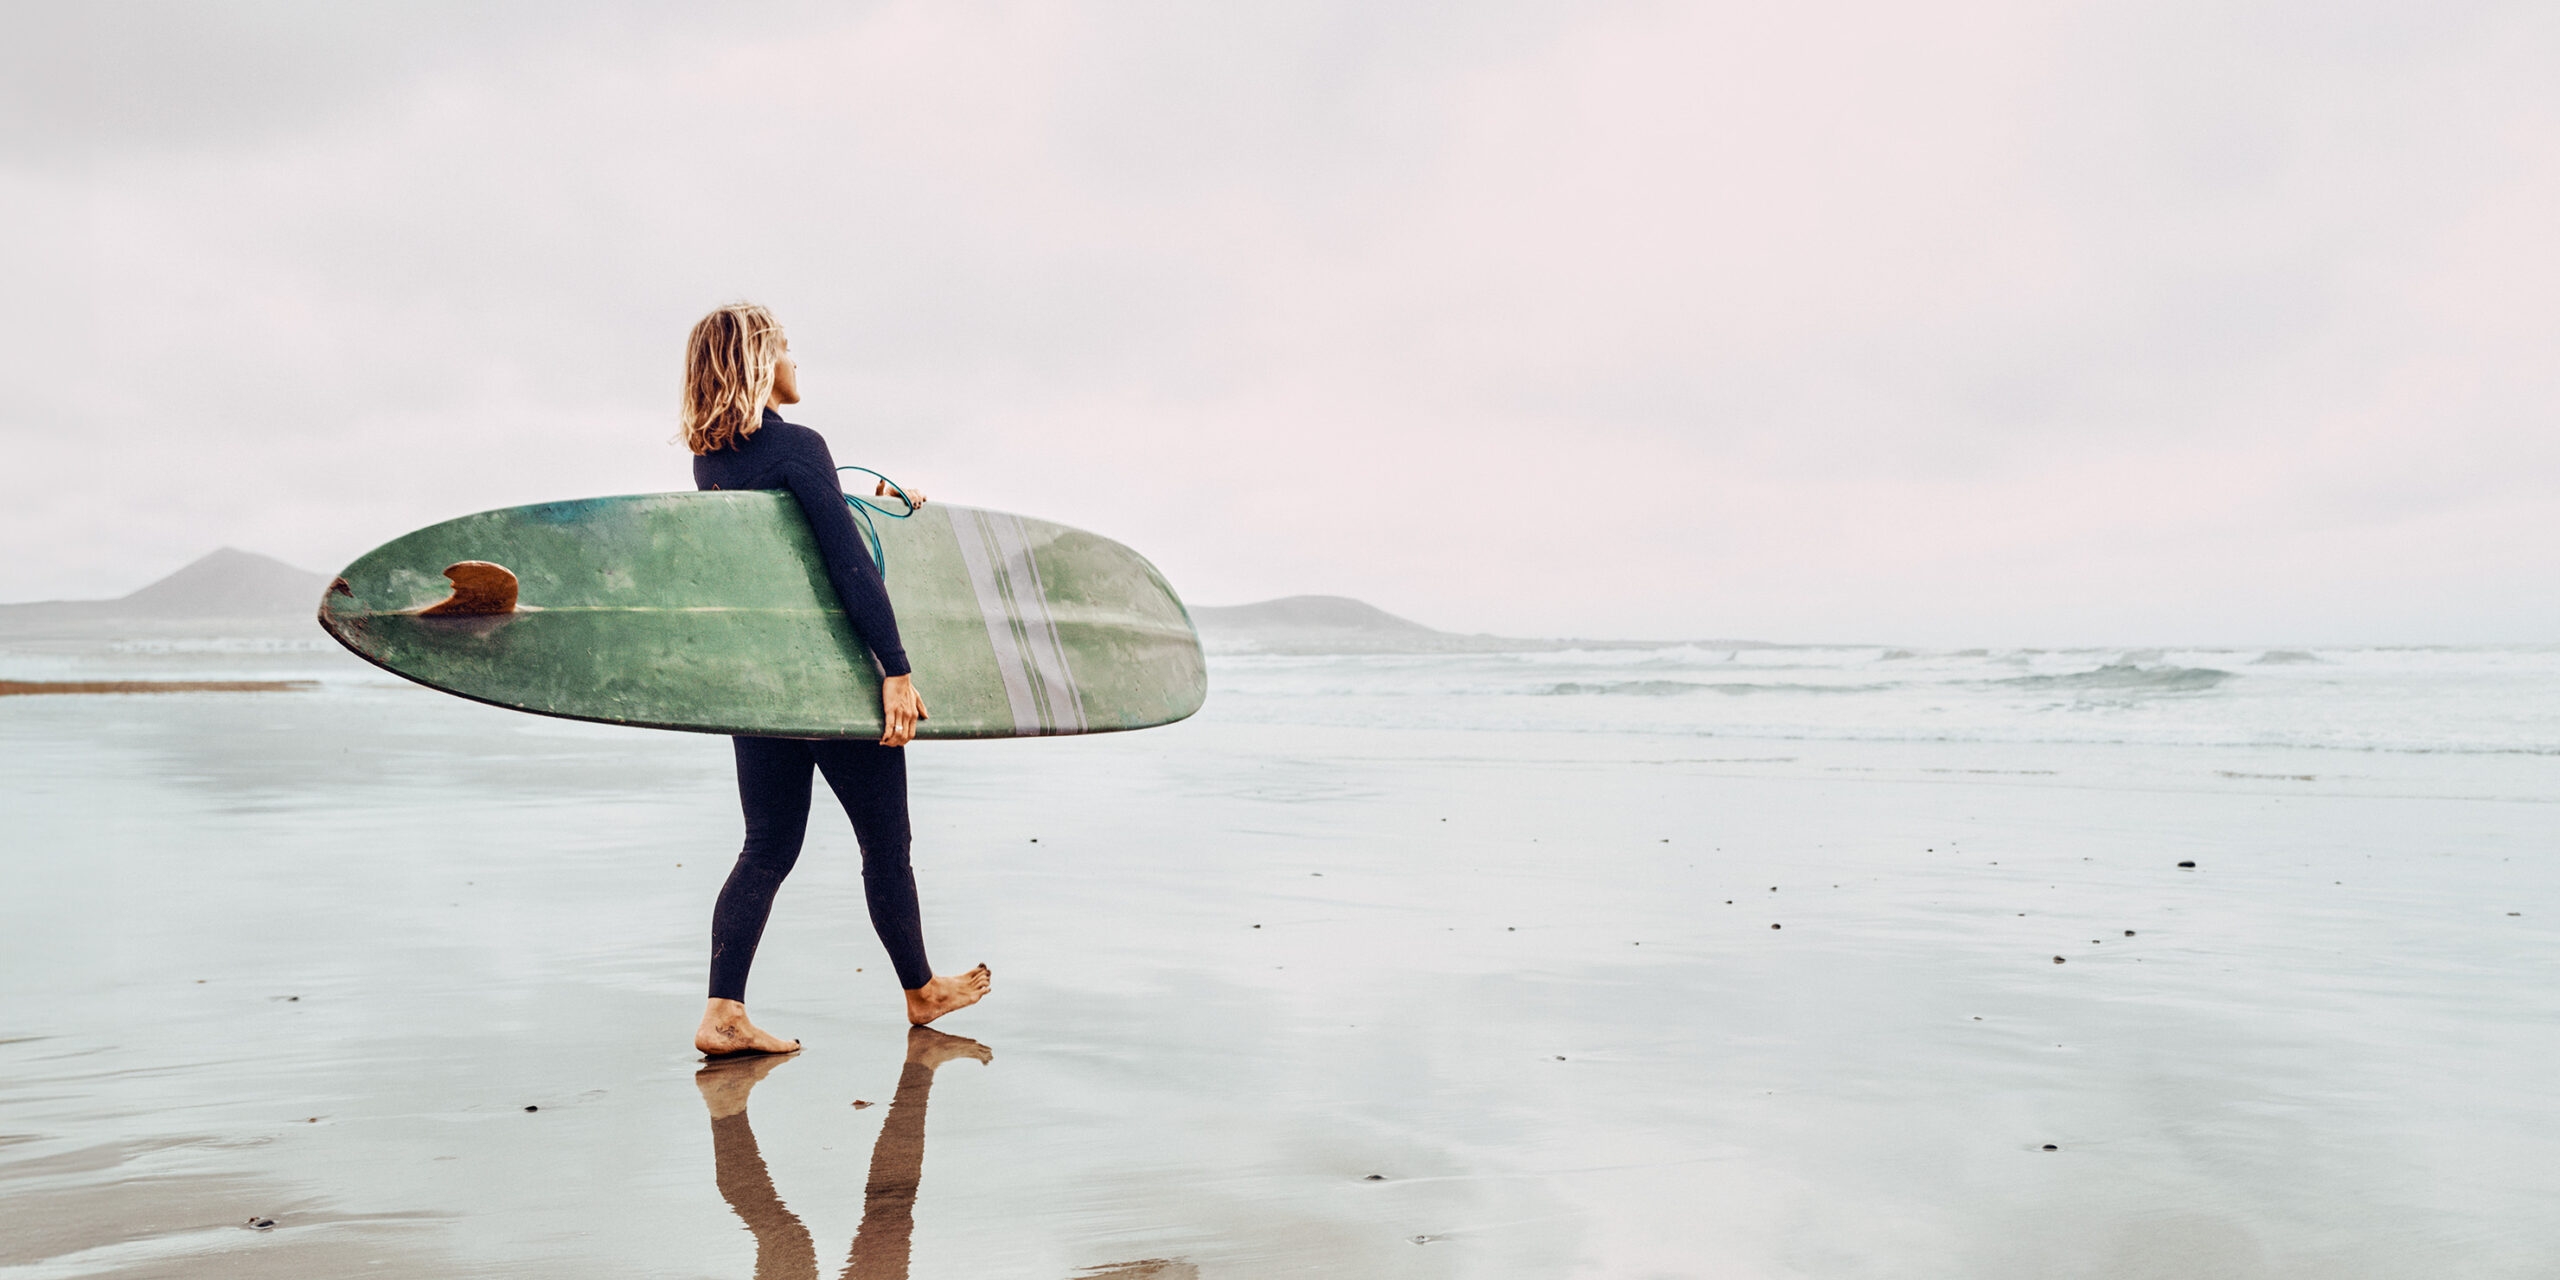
777 434 913 679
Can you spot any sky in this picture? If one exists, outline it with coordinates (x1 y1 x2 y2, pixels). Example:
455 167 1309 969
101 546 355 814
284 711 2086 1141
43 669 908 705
4 0 2556 645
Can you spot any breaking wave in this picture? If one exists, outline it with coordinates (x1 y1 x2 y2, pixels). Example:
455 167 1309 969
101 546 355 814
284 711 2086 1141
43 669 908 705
1993 663 2231 694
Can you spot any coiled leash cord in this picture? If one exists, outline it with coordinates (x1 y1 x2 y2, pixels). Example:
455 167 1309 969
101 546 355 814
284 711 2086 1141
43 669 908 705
837 465 918 575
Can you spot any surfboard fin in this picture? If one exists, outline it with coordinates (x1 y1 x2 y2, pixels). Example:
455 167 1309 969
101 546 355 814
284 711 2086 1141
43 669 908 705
421 561 519 616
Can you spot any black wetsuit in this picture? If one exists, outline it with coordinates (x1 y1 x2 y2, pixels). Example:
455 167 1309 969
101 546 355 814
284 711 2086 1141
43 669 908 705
696 408 932 996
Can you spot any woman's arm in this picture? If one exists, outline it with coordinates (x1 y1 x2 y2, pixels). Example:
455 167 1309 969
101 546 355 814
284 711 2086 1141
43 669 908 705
773 430 935 744
777 446 912 682
780 451 932 745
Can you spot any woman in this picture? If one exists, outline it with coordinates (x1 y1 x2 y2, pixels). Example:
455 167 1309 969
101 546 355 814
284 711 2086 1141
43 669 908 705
681 302 992 1057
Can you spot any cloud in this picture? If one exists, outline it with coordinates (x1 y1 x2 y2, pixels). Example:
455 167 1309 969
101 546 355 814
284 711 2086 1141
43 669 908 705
3 0 2555 643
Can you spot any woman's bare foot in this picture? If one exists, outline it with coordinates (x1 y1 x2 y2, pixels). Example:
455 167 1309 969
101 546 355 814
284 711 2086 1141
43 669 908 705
696 998 801 1058
694 1047 798 1118
904 1025 993 1071
903 965 991 1026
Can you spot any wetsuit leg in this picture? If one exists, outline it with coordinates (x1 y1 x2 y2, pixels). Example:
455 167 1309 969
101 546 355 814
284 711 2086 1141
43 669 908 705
811 741 932 991
709 736 817 1002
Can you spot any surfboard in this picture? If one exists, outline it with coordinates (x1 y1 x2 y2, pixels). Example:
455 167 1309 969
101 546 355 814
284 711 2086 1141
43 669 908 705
315 492 1206 739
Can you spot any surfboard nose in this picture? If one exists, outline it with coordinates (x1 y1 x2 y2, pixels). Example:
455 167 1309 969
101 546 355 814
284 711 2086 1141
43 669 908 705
421 561 519 616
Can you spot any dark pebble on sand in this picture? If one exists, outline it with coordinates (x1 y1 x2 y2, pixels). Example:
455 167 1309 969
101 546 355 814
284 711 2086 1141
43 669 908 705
2177 861 2195 868
2509 912 2522 916
853 1100 872 1109
1252 924 1260 928
2125 930 2136 936
2041 1144 2058 1151
1770 923 1781 929
247 1217 276 1230
1365 1174 1386 1181
2052 956 2066 964
1555 1055 1566 1061
524 1105 539 1112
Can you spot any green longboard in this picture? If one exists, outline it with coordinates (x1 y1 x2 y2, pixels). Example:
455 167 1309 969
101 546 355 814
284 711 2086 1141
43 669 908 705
316 493 1206 739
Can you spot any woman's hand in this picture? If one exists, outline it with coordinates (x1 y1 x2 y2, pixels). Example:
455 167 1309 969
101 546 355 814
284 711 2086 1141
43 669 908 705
881 674 929 747
876 479 926 507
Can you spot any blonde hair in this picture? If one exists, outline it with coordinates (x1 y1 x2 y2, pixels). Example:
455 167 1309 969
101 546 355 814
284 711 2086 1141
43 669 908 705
680 303 786 454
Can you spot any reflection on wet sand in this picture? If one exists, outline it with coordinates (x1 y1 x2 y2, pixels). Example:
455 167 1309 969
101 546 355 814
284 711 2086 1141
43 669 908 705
700 1049 819 1279
848 1029 989 1279
701 1030 1197 1279
699 1027 989 1280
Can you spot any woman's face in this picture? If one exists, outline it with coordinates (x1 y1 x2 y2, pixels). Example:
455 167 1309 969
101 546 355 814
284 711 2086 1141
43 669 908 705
769 337 801 407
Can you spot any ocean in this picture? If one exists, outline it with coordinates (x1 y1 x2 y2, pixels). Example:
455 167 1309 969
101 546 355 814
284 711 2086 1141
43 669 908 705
2 635 2555 1276
1210 641 2560 759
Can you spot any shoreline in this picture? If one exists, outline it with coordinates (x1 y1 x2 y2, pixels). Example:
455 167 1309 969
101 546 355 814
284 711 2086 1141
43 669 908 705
0 679 318 697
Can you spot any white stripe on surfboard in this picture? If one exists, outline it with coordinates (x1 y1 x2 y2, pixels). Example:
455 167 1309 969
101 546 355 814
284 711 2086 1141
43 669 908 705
982 511 1087 734
950 508 1042 733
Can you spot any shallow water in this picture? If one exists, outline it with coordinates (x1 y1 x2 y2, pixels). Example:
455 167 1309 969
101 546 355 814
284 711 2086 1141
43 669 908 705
2 639 2556 1276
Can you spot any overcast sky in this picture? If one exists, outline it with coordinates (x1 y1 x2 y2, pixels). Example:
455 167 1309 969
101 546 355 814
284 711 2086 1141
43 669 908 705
5 0 2555 644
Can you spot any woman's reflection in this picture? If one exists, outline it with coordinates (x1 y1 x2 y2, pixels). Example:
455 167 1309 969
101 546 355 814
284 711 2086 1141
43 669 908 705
698 1026 991 1280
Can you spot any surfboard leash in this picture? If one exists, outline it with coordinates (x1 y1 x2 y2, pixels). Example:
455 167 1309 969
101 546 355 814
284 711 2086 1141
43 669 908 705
836 465 918 575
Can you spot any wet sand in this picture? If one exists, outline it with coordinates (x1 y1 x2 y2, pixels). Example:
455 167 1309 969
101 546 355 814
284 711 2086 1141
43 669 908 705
2 660 2557 1276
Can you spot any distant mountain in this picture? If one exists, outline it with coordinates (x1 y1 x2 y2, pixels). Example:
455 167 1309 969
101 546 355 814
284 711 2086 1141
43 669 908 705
1189 595 1439 635
114 548 329 617
1187 593 1767 654
0 548 327 635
